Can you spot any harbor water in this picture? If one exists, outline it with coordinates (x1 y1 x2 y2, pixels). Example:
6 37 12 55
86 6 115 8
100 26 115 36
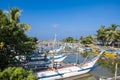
61 53 119 80
37 43 120 80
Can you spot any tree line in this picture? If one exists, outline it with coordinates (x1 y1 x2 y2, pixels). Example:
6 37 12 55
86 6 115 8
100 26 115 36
62 24 120 47
97 24 120 46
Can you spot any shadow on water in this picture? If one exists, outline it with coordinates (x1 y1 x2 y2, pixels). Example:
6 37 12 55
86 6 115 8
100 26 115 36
90 64 99 71
57 73 97 80
62 51 120 80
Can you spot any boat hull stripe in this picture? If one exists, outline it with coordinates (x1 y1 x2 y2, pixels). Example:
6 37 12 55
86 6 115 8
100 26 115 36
37 67 92 79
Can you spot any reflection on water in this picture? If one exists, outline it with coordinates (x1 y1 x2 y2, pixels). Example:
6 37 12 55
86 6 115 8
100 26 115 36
62 51 120 80
90 64 113 79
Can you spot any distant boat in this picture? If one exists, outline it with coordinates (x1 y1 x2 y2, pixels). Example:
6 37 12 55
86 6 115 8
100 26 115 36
47 54 67 62
92 49 117 58
36 50 105 80
24 34 67 70
48 34 67 63
24 53 67 70
48 46 67 62
48 46 63 53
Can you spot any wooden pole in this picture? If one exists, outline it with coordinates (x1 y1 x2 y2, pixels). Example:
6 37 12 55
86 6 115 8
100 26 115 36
115 63 118 80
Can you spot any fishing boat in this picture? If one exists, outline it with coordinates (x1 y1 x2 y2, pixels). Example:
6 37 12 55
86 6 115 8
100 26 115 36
36 50 105 80
47 54 67 62
48 46 67 62
24 50 67 70
48 34 67 63
48 46 63 53
92 49 117 58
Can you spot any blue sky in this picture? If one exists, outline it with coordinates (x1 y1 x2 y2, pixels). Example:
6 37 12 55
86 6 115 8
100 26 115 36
0 0 120 40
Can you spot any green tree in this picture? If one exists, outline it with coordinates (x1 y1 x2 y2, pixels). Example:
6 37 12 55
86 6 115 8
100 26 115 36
116 30 120 42
106 24 119 46
62 37 74 43
0 8 37 69
80 35 95 44
96 24 120 47
96 26 107 46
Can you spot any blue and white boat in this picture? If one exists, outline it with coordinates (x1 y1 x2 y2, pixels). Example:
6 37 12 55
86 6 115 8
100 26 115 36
36 50 105 80
47 54 67 62
24 53 67 70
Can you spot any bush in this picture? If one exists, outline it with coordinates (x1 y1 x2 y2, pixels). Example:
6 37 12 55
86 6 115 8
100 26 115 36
0 67 37 80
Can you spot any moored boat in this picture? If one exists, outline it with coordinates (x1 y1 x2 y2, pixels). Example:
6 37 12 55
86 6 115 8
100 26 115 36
92 49 117 58
36 50 105 80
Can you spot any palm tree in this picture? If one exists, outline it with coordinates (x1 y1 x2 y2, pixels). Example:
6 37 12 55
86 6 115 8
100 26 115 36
80 35 95 44
8 8 30 30
96 26 107 46
106 24 118 46
116 30 120 42
86 35 95 44
8 8 21 23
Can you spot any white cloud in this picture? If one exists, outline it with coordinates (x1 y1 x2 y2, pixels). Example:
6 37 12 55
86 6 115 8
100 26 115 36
52 24 59 28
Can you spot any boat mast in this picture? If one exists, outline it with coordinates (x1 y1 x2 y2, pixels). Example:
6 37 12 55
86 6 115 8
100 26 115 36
76 46 79 65
52 34 57 70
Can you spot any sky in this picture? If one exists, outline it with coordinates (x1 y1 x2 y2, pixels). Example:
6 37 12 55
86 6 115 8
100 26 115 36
0 0 120 40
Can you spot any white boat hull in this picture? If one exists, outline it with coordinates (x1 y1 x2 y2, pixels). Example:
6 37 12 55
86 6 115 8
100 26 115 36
37 66 91 80
36 50 105 80
48 55 67 62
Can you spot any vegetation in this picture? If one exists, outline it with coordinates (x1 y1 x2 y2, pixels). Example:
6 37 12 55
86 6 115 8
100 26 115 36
98 58 120 74
0 8 37 69
62 24 120 48
80 35 95 44
0 67 37 80
61 35 95 44
62 36 79 43
96 24 120 47
96 26 107 46
1 7 120 79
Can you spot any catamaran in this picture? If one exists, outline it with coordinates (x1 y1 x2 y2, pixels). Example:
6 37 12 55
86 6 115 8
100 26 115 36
36 50 105 80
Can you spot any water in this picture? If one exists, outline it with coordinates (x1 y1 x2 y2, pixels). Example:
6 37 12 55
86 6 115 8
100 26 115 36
58 73 96 80
37 43 120 80
62 53 115 80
